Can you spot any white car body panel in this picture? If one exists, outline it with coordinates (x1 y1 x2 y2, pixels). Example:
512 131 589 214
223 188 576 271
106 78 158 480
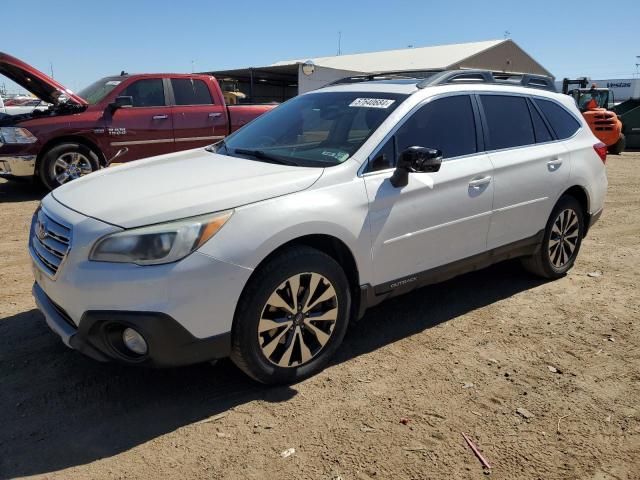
364 151 494 285
52 148 323 228
486 141 569 249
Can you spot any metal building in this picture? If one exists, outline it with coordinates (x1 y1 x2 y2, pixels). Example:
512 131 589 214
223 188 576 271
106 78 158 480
203 39 553 103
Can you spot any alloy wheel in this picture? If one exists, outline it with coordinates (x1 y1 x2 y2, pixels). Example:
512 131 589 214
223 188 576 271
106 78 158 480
258 272 338 368
548 208 580 269
52 152 93 185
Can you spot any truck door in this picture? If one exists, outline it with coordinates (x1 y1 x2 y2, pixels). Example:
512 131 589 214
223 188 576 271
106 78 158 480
103 77 175 162
169 77 227 150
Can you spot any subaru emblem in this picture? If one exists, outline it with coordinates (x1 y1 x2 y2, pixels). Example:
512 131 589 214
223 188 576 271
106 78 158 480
36 219 47 241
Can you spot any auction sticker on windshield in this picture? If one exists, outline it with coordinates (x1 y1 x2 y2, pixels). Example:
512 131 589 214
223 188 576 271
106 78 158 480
349 98 396 109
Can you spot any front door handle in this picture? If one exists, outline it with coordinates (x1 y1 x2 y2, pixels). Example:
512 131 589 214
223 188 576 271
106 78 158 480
152 114 169 120
468 176 492 189
208 112 222 118
547 158 563 171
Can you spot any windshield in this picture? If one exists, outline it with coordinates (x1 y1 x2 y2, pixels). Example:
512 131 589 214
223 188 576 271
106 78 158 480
77 76 124 105
218 91 408 167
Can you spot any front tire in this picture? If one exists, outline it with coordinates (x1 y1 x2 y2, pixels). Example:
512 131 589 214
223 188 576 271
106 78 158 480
38 143 100 190
231 246 351 384
521 195 585 279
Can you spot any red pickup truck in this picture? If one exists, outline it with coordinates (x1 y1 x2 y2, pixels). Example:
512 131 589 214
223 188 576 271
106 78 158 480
0 52 275 189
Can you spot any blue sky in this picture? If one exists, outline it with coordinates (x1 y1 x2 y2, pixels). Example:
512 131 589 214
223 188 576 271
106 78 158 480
2 0 639 94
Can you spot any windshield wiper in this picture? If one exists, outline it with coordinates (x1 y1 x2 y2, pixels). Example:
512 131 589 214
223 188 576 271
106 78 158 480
232 148 299 166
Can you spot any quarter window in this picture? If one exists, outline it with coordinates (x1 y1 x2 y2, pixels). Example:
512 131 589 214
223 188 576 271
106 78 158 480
481 95 535 149
535 99 581 140
171 78 214 105
118 79 165 107
395 95 477 159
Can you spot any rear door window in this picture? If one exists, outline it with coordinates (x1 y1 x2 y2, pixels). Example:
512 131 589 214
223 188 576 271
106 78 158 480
535 99 581 140
171 78 214 105
480 95 535 149
119 79 165 107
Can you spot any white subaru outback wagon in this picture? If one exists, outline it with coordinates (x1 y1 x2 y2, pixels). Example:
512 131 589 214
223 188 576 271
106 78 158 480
30 70 607 383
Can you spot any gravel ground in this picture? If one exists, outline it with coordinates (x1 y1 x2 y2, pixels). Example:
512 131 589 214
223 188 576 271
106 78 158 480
1 153 638 480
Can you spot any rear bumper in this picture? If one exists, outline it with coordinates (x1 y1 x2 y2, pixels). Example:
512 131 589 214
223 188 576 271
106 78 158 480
0 154 36 178
33 282 231 367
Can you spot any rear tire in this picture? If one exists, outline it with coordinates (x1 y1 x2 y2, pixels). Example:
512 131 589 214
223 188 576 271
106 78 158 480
608 134 625 155
38 143 100 190
521 195 584 279
230 246 351 384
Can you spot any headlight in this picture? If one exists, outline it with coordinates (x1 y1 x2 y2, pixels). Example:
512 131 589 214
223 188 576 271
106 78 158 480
90 210 233 265
0 127 38 144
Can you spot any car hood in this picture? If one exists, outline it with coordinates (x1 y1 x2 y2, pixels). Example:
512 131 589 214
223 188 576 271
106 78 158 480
52 149 324 228
0 52 87 106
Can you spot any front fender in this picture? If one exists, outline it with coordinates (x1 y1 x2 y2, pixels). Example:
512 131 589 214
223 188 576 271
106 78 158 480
197 178 375 286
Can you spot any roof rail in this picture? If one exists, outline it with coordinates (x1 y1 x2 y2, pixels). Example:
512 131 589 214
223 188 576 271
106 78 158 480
328 72 422 86
417 69 557 92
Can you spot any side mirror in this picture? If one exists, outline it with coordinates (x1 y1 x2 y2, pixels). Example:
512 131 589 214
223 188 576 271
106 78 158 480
390 146 442 188
110 96 133 110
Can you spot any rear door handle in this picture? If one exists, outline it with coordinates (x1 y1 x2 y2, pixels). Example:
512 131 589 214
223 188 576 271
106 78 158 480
152 114 169 120
208 112 222 118
468 176 492 189
547 158 563 171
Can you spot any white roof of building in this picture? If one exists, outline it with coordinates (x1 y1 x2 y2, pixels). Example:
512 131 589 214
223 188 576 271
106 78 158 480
272 39 506 72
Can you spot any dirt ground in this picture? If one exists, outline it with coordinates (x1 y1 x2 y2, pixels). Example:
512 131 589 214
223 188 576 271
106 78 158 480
1 153 639 480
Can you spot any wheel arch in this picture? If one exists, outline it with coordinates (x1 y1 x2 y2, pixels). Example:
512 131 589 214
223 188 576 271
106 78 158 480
238 234 362 322
36 135 106 173
561 185 591 234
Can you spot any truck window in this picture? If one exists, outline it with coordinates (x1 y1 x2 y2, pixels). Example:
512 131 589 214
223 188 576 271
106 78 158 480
119 79 165 107
171 79 214 105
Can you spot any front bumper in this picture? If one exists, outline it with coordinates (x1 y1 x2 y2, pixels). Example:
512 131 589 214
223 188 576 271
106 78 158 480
33 283 231 366
30 195 254 367
0 154 36 178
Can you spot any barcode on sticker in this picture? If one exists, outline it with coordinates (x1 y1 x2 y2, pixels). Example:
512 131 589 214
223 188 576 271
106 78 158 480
349 98 395 109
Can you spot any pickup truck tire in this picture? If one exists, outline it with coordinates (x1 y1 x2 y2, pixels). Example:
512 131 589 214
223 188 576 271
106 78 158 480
39 143 100 190
521 195 584 279
231 246 351 384
608 134 626 155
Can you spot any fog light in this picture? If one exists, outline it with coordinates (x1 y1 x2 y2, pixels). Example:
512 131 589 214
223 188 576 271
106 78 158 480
122 327 148 355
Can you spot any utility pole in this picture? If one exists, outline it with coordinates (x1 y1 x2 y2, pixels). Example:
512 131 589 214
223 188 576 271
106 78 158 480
191 60 195 73
635 56 640 77
49 61 54 79
504 30 511 39
337 31 342 56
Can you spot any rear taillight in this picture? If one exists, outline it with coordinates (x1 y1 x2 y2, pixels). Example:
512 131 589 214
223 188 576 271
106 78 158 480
593 142 607 164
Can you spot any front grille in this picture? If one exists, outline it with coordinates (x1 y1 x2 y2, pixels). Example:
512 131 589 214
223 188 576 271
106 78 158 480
31 209 72 277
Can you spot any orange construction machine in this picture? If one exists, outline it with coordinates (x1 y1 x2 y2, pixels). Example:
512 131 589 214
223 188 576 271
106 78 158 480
562 78 625 154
